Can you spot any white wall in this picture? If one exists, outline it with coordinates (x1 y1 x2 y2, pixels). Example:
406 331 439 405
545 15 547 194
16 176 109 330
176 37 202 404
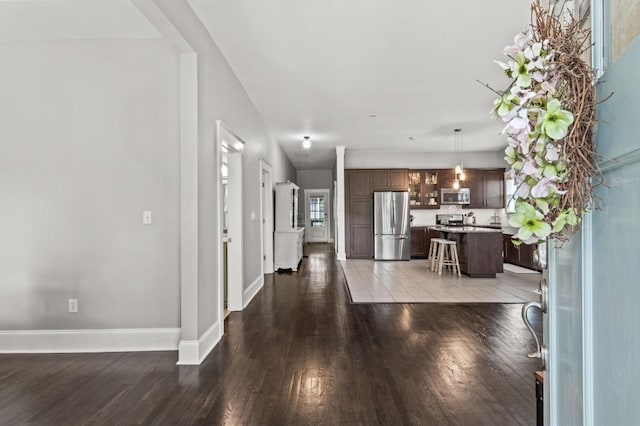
0 3 296 348
345 150 506 169
154 0 296 337
0 39 180 330
296 169 335 240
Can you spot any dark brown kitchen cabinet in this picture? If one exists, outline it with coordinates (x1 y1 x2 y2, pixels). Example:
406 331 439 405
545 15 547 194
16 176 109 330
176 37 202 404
484 169 505 208
443 230 504 277
350 219 373 258
349 170 372 197
503 234 520 265
408 170 440 209
463 169 484 207
411 227 428 258
463 169 505 209
503 234 541 271
411 227 446 260
346 168 407 258
372 169 408 191
346 170 374 259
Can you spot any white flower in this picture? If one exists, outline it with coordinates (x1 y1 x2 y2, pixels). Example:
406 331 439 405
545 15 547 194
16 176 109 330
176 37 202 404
510 86 536 105
503 108 530 134
545 144 560 161
530 177 559 198
514 181 531 198
504 32 532 55
524 42 545 69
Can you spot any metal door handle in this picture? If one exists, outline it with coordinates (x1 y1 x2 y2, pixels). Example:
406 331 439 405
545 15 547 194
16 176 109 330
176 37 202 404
522 301 547 369
521 278 548 369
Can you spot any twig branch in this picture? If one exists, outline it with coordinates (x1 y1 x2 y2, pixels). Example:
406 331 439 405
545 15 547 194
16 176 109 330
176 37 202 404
476 79 504 96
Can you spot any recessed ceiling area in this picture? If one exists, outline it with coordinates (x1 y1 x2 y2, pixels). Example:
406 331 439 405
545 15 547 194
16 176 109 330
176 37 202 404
190 0 532 169
0 0 161 41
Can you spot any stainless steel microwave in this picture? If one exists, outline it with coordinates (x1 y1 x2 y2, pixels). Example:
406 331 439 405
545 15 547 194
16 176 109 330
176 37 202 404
441 188 470 205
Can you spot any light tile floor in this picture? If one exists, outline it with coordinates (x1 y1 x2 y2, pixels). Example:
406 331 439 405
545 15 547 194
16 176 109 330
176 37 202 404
340 259 541 304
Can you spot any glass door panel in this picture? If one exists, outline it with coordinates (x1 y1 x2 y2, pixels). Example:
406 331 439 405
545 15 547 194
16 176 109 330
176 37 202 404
408 171 423 207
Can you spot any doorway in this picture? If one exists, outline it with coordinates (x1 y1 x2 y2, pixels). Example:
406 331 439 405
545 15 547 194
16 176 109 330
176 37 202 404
304 189 330 243
260 159 274 274
217 121 244 329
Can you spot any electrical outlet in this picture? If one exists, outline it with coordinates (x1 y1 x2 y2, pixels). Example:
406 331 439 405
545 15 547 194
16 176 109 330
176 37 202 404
68 299 78 313
143 210 152 225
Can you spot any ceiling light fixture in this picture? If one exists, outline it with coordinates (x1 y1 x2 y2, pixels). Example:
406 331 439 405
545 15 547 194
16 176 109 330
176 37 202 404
453 128 465 189
302 136 312 149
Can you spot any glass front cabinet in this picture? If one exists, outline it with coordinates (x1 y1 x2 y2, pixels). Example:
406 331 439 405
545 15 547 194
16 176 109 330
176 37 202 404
407 170 440 209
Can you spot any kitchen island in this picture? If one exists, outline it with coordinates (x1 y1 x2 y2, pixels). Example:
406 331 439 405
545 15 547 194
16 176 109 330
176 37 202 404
428 226 503 278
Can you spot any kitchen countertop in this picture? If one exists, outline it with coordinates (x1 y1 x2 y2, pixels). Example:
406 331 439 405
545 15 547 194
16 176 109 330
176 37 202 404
412 224 518 235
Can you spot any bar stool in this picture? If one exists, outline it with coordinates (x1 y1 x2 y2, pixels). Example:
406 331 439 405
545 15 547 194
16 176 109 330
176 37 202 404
427 238 445 271
434 239 461 277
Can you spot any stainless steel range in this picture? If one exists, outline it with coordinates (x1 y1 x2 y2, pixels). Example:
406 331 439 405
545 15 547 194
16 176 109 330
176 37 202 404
436 213 465 227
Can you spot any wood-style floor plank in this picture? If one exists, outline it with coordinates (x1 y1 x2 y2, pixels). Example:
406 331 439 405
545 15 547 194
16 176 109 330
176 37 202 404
0 244 542 425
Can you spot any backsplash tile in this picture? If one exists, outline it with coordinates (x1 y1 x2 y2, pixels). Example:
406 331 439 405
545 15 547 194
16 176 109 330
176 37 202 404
410 206 508 226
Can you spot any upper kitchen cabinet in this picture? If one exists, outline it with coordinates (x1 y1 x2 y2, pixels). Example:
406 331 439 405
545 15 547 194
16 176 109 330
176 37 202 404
438 168 504 209
408 170 440 209
463 169 484 208
372 169 408 191
349 170 372 198
483 169 505 208
465 169 505 209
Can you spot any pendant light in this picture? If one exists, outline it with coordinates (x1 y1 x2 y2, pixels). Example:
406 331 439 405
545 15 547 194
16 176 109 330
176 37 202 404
453 128 465 186
458 129 465 181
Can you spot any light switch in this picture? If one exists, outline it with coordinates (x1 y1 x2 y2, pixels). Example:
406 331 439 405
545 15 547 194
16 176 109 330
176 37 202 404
251 211 256 220
143 210 152 225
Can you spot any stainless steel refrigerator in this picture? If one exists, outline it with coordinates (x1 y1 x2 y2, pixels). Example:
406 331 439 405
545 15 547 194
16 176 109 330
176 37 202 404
374 191 411 260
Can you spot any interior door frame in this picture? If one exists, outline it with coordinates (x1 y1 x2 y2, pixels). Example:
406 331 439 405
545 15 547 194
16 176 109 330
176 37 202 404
304 188 330 243
260 159 274 274
216 121 244 327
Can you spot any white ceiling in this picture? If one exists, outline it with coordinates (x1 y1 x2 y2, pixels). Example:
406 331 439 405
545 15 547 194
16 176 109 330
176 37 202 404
190 0 532 169
0 0 160 41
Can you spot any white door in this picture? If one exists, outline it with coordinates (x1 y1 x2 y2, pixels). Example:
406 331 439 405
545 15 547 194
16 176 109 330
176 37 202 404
305 189 329 243
260 159 274 274
217 121 244 316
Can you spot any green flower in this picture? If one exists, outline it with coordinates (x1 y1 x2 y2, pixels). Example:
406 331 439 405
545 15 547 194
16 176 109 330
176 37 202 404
551 208 579 233
541 98 574 140
504 146 518 165
492 93 518 117
514 51 532 87
508 200 552 242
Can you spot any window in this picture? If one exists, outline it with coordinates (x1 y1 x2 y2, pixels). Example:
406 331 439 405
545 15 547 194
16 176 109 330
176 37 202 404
309 196 325 227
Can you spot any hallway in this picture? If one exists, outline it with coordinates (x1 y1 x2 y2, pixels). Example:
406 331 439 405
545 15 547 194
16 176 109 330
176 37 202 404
0 244 540 425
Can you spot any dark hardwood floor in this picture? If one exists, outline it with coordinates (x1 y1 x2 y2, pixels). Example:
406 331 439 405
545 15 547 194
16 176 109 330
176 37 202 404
0 244 542 425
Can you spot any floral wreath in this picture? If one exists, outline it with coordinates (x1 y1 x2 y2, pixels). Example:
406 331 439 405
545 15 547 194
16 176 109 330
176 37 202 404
489 1 601 245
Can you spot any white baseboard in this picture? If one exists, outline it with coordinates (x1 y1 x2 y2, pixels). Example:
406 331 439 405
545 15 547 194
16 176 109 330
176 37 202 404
243 275 264 308
176 320 221 365
0 328 181 354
